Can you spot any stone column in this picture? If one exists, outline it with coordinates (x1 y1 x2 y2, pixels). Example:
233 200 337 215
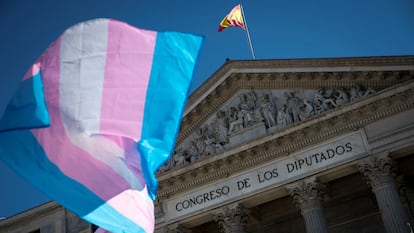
358 154 411 233
213 203 250 233
286 177 329 233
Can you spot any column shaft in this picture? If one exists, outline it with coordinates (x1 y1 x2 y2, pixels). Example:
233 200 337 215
358 154 411 233
287 177 329 233
303 207 329 233
375 183 410 233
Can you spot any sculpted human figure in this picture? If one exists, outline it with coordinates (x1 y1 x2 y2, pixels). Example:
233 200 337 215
187 141 200 162
228 106 244 134
285 92 302 123
363 87 376 96
238 93 256 127
313 101 324 114
260 94 277 128
277 104 292 129
199 124 220 156
334 88 349 106
173 148 188 166
314 89 337 112
204 133 223 156
246 90 257 110
350 85 363 101
193 127 206 156
204 134 217 156
214 110 229 145
298 98 314 121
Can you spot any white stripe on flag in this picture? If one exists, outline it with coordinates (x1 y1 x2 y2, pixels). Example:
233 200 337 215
59 18 108 135
59 19 144 190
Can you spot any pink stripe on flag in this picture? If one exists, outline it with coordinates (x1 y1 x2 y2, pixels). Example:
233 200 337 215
31 38 134 202
103 135 146 185
106 188 154 233
100 19 156 141
23 61 41 80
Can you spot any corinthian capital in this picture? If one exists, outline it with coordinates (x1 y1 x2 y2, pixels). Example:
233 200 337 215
286 177 326 214
357 153 397 191
212 203 250 233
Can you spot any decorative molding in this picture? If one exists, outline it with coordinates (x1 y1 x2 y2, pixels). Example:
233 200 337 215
286 177 326 214
286 177 329 233
213 204 250 233
357 153 397 192
164 85 378 172
154 57 414 229
157 83 414 198
181 70 412 145
187 56 414 115
155 199 164 219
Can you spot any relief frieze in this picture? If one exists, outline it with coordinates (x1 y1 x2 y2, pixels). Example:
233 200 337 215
159 85 377 172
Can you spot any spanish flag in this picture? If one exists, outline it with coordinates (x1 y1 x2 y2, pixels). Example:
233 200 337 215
218 4 246 32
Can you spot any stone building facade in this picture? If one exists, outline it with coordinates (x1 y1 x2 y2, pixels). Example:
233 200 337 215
0 201 96 233
1 56 414 233
155 56 414 233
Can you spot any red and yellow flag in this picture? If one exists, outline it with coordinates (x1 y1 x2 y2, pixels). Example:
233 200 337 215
218 4 246 32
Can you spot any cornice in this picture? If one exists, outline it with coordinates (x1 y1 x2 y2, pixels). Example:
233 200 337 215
186 56 414 114
158 80 414 199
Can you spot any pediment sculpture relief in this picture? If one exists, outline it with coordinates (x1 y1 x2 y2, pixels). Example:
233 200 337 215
159 85 376 172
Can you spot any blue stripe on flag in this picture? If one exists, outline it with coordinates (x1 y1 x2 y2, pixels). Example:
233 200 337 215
0 130 146 233
139 32 203 199
0 72 50 132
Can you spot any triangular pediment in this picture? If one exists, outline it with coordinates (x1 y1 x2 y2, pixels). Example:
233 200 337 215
159 56 414 172
156 56 414 201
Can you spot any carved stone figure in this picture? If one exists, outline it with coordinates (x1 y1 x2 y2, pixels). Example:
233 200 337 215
298 98 314 121
214 110 229 145
313 89 337 113
246 91 257 110
173 148 188 167
159 86 381 172
364 87 376 96
350 85 364 101
323 88 337 108
228 106 244 134
199 124 219 156
277 104 292 129
260 94 277 128
187 141 199 162
193 127 206 156
204 134 216 156
285 92 303 123
204 134 223 156
334 88 349 106
313 97 326 114
239 94 257 127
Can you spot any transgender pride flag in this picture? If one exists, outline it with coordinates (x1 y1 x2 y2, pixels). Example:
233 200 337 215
0 19 203 233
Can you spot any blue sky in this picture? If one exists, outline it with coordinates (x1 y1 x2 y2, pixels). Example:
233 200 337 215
1 0 414 218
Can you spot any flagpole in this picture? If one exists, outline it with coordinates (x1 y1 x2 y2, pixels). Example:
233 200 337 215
240 3 256 60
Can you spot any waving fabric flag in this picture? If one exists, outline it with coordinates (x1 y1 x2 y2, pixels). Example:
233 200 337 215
0 18 203 233
218 4 246 32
